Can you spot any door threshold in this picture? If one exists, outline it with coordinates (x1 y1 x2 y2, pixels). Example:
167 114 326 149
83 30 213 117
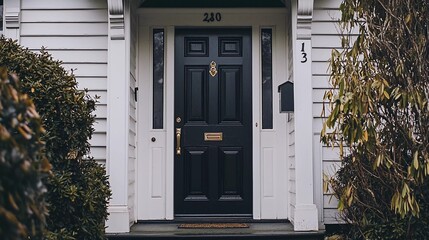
137 218 290 224
174 214 252 222
172 216 252 223
107 222 325 240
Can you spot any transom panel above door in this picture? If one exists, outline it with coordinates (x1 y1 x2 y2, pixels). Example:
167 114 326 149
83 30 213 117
174 28 252 217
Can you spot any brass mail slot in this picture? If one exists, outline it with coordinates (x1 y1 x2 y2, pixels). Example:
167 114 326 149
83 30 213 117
204 132 223 141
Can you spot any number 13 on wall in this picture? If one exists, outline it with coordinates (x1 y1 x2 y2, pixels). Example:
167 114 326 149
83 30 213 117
300 42 308 63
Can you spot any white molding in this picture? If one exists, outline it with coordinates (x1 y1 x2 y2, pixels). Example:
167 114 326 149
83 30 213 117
138 8 287 14
136 8 289 221
108 0 124 14
292 204 318 231
296 0 313 40
313 133 323 223
106 206 130 233
291 0 318 231
297 0 313 18
251 25 262 219
108 0 125 40
3 0 21 41
165 26 175 220
138 8 287 26
106 0 130 233
5 9 19 28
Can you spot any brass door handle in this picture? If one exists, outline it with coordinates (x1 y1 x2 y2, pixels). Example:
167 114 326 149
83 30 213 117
176 128 181 155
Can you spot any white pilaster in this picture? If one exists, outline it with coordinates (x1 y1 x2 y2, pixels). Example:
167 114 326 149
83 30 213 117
3 0 21 41
292 0 318 231
106 0 130 233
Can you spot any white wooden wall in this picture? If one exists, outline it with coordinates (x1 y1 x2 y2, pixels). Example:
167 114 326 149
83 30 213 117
287 0 296 223
126 0 138 224
20 0 109 165
312 0 349 224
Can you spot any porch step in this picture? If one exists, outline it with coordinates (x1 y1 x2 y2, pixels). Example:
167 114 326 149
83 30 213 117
106 222 325 240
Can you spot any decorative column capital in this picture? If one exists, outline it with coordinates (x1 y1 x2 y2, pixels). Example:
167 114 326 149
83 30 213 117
297 0 314 40
108 0 125 40
5 9 20 29
3 0 21 40
4 0 21 30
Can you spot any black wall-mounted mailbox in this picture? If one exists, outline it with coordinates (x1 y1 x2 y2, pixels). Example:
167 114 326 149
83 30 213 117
278 81 294 113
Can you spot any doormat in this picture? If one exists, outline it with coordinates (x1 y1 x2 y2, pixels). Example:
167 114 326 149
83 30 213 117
178 223 249 229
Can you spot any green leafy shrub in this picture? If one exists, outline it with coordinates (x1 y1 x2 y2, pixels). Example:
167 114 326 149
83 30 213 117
0 38 111 239
0 68 50 240
322 0 428 239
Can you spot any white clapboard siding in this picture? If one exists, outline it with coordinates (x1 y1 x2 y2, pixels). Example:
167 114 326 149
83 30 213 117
89 133 106 147
49 50 107 63
312 0 344 224
312 103 327 118
62 64 107 77
312 48 337 62
90 146 107 161
128 2 138 224
324 194 339 209
312 89 328 103
94 105 107 119
21 0 107 10
288 117 296 221
21 23 108 36
324 209 344 224
312 62 330 76
314 0 343 9
313 9 341 22
312 75 332 89
313 22 359 36
94 119 107 133
286 4 296 222
312 22 341 35
21 10 108 23
312 35 343 49
76 77 107 91
21 36 107 50
20 0 109 164
87 90 107 104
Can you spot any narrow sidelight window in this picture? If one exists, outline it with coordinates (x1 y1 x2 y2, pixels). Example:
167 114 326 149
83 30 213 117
0 0 3 32
261 28 273 129
153 29 164 129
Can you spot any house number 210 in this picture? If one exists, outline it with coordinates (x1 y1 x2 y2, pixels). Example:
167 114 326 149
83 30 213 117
301 42 308 63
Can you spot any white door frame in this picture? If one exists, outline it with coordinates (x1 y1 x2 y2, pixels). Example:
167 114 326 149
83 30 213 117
137 8 289 220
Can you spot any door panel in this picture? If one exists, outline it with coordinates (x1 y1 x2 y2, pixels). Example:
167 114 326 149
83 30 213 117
219 66 242 123
185 67 208 123
183 147 209 200
185 37 209 57
219 147 243 200
219 37 242 57
175 28 252 216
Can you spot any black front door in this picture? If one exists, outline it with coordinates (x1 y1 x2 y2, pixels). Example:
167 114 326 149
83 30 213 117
174 28 252 217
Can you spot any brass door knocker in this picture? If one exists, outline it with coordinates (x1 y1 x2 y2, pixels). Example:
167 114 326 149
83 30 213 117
209 61 217 77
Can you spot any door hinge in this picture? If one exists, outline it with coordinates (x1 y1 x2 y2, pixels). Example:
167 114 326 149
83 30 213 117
134 87 139 102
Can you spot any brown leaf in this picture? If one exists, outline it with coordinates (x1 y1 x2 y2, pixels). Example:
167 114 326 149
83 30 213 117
17 124 32 140
41 157 52 172
8 193 19 211
0 125 11 140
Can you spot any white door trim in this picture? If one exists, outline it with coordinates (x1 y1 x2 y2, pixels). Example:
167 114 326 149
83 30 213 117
137 8 289 220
